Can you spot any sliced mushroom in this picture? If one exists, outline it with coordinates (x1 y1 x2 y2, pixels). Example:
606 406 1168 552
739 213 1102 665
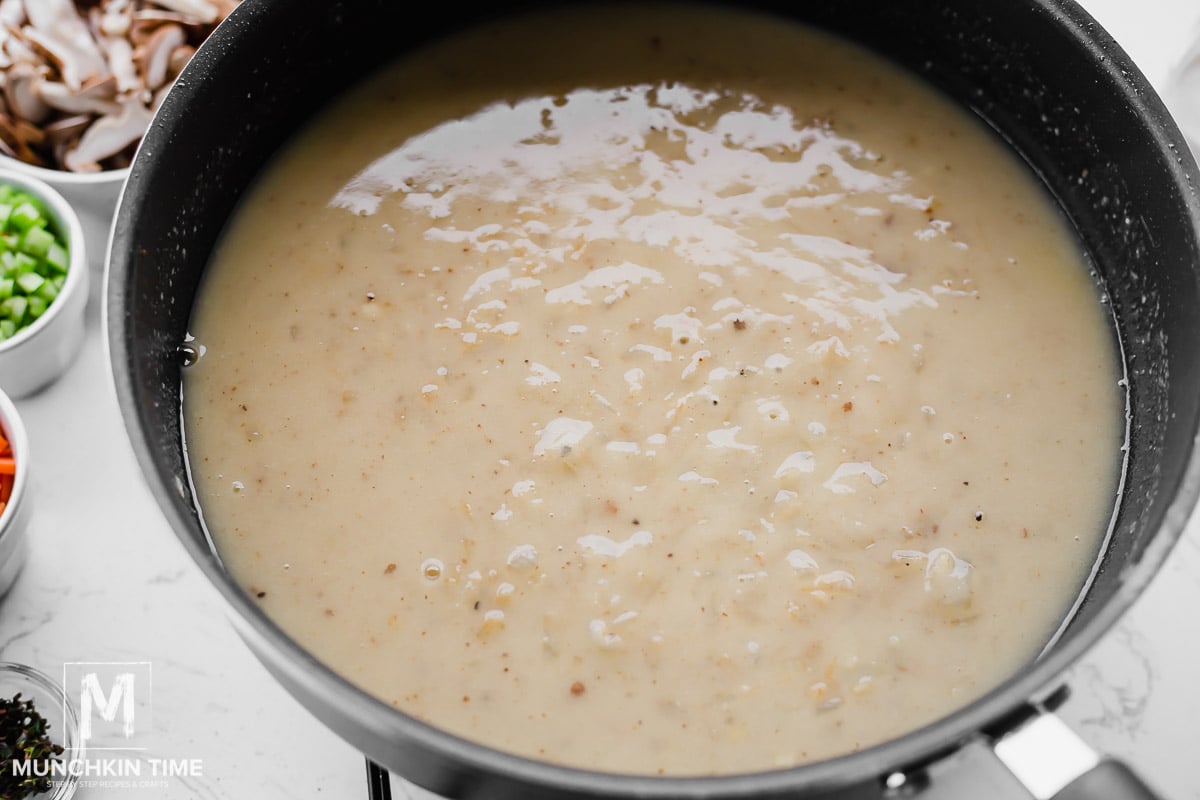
211 0 239 19
146 0 219 25
98 0 133 38
150 80 171 112
0 111 45 164
0 0 23 29
37 76 121 116
130 9 202 28
0 0 23 69
22 0 84 33
22 0 109 90
135 21 183 90
3 63 48 123
100 33 138 92
2 29 41 70
63 94 152 171
166 42 193 80
0 116 25 159
49 116 94 167
129 11 208 49
43 112 89 144
13 114 44 146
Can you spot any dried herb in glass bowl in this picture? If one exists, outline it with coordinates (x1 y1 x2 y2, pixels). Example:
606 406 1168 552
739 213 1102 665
0 692 64 799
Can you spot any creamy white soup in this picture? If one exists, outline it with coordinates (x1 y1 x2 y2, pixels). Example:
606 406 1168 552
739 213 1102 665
184 5 1121 776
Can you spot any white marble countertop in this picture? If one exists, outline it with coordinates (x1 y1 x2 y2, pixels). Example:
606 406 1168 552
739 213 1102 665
2 2 1200 798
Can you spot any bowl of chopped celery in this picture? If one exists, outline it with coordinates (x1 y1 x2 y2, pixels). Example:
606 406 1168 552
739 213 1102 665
0 170 87 398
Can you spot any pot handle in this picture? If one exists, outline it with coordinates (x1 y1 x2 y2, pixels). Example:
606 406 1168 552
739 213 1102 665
993 712 1160 800
366 759 392 800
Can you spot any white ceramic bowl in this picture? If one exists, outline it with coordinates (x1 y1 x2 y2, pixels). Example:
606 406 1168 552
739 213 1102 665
0 169 89 398
0 387 29 597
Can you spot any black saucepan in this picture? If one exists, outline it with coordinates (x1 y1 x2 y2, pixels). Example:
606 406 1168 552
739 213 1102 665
105 1 1200 798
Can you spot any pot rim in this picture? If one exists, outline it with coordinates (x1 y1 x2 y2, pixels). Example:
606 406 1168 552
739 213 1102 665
103 0 1200 795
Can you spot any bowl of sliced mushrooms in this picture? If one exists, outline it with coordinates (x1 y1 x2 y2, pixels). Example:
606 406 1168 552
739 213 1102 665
0 0 239 269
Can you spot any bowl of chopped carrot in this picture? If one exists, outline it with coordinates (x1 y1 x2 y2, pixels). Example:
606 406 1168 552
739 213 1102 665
0 169 88 399
0 387 29 598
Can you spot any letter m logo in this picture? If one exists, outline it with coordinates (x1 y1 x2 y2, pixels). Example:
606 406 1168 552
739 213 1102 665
80 672 136 740
64 662 153 751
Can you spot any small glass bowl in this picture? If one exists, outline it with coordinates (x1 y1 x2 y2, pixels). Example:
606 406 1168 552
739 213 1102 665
0 662 79 800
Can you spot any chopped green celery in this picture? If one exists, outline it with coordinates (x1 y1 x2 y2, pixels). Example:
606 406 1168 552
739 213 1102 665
11 253 36 275
45 243 68 274
34 280 57 302
0 184 71 337
9 202 40 233
21 226 54 259
1 296 27 322
15 272 43 295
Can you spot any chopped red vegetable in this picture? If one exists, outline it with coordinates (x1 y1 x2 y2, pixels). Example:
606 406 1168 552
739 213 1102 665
0 428 13 517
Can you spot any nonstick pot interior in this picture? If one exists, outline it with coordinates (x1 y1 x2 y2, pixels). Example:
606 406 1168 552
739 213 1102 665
107 1 1200 797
